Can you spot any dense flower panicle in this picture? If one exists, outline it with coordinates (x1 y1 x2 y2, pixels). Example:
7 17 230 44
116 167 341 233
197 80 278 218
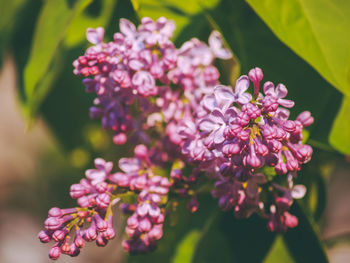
40 16 314 260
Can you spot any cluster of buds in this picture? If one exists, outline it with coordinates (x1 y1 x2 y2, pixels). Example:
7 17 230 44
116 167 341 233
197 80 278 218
39 17 314 260
177 67 312 229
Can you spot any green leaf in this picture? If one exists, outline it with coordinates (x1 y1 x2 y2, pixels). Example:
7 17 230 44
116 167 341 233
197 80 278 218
64 0 117 46
23 0 92 118
246 0 350 97
263 236 295 263
133 0 220 38
329 96 350 155
193 213 276 263
284 201 329 263
171 229 202 263
0 0 26 68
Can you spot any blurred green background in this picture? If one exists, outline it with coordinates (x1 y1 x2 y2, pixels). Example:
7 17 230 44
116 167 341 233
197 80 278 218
1 0 350 262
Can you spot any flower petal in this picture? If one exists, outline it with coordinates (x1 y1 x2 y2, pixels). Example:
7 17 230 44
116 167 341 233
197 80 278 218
86 27 104 44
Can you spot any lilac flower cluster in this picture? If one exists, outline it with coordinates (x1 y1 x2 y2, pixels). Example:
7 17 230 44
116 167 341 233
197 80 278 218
177 67 312 229
40 17 314 260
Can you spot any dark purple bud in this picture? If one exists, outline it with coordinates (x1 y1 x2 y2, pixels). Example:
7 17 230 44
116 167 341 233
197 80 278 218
275 162 288 175
170 169 182 181
96 193 110 209
96 234 108 247
286 159 299 171
294 145 313 163
38 230 51 243
49 246 61 260
69 243 80 257
275 197 292 211
187 195 199 213
265 153 278 166
267 140 282 153
89 106 104 119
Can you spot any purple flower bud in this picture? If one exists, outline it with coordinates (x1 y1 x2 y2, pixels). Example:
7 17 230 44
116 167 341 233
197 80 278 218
84 223 97 241
77 196 90 208
94 214 108 232
49 246 61 260
74 231 85 248
48 207 62 218
148 224 163 241
69 243 80 257
96 234 108 247
70 184 86 199
44 217 61 231
96 193 110 209
187 195 199 213
134 144 148 159
38 230 51 243
222 143 241 157
113 133 127 145
170 169 182 181
52 229 68 242
284 212 298 228
282 120 296 133
248 67 263 98
139 218 152 232
275 162 288 175
95 182 108 193
127 216 139 229
297 111 314 127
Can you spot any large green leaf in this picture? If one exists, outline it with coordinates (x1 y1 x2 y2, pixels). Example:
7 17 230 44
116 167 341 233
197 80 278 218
246 0 350 97
329 96 350 155
263 236 294 263
23 0 92 118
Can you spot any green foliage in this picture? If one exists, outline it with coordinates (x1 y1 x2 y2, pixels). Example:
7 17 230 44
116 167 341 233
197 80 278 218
329 96 350 155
